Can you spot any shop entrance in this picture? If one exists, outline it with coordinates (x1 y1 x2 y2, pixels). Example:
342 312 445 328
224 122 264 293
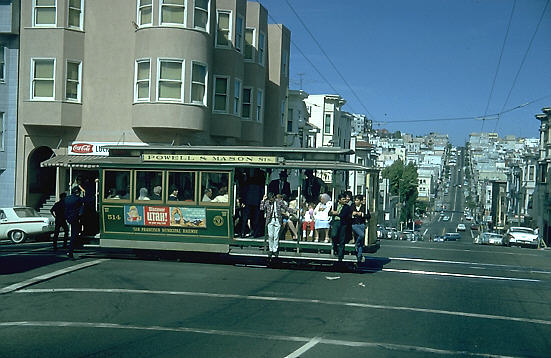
27 146 56 209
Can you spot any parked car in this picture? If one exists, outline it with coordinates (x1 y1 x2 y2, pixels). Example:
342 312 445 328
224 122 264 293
444 232 461 241
0 207 55 243
376 225 387 239
470 224 479 231
434 235 445 242
386 227 398 240
476 232 507 246
400 230 416 241
506 227 538 248
457 223 466 231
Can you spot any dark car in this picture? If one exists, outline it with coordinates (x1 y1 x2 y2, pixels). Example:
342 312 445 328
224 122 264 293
444 232 461 241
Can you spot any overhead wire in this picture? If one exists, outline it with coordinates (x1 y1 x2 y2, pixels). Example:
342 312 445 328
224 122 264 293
481 0 517 133
494 0 550 132
259 2 357 113
282 0 376 120
372 94 551 125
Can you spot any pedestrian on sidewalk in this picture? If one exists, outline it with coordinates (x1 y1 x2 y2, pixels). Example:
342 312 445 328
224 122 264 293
50 193 69 251
65 186 84 259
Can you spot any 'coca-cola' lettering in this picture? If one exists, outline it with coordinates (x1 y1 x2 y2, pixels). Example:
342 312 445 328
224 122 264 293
71 143 94 154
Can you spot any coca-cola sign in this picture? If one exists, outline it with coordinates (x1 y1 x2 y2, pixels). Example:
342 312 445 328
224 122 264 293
71 143 94 154
68 141 146 156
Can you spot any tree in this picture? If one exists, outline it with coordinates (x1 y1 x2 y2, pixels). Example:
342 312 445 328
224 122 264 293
382 160 419 224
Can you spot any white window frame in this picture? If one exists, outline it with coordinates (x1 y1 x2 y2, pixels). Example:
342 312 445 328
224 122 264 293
134 59 151 102
137 0 153 27
212 75 229 113
0 44 5 83
159 0 186 27
190 61 208 106
233 78 241 116
157 58 184 103
235 15 244 53
193 0 210 32
258 31 265 66
67 0 84 30
33 0 57 27
31 58 56 101
244 27 255 62
215 10 232 48
242 86 252 120
65 60 82 102
256 89 263 122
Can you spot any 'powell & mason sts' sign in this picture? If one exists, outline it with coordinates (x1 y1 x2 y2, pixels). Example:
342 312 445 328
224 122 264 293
142 154 279 164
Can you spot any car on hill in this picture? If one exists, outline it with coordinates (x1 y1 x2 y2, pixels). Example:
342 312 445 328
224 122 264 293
444 232 461 241
0 207 55 243
506 227 538 248
475 232 507 246
457 223 466 231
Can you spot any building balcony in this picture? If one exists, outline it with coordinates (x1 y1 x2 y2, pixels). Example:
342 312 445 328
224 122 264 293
132 102 208 132
20 101 82 128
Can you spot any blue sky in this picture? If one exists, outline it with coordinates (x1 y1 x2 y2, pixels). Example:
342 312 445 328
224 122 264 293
258 0 551 145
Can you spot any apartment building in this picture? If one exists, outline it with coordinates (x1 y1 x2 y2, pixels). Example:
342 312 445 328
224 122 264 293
16 0 290 207
0 0 19 206
535 107 551 245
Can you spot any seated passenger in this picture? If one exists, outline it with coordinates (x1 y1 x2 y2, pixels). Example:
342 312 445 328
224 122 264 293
107 188 119 199
202 188 213 202
151 185 162 200
168 186 179 201
137 187 150 200
211 186 229 202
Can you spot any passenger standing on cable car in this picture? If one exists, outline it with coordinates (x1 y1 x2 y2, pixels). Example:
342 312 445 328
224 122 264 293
261 192 288 259
65 186 84 259
241 169 265 238
302 169 324 204
268 170 291 197
351 195 370 264
331 193 352 263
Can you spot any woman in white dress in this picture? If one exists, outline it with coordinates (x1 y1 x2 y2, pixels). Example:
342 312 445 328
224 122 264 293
313 193 332 242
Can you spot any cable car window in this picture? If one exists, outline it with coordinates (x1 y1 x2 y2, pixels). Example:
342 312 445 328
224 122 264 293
167 171 196 203
201 172 230 204
135 170 163 202
103 170 131 201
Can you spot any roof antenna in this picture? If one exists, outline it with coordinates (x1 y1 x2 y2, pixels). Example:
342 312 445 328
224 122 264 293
171 139 175 146
56 138 62 149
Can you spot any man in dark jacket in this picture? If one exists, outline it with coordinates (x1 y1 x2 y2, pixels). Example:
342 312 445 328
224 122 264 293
65 186 84 258
268 170 291 197
351 195 370 264
50 192 68 251
331 193 352 262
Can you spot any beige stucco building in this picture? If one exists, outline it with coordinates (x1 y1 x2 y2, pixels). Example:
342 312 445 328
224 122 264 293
16 0 290 208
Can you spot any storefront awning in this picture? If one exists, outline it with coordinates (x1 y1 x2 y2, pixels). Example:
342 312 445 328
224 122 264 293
40 155 141 168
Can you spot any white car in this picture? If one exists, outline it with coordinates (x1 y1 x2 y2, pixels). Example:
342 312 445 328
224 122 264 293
506 227 538 248
0 207 54 243
457 223 466 231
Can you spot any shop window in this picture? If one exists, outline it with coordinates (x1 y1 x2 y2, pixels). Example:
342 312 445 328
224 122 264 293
103 170 131 201
200 172 230 204
168 171 196 203
135 170 163 202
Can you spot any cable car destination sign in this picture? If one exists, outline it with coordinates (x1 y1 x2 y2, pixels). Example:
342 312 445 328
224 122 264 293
142 153 279 164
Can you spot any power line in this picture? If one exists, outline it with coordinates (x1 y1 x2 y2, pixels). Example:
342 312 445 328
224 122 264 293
481 0 517 133
494 0 550 132
282 0 376 120
260 3 357 113
373 94 551 124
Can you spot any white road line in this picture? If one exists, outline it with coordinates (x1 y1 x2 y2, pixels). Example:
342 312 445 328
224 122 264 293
16 288 551 326
381 244 540 256
284 337 321 358
389 257 551 274
0 259 108 294
0 321 525 358
381 268 539 282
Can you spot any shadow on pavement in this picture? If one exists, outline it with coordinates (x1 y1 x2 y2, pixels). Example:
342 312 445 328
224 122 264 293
83 248 392 274
0 253 67 275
